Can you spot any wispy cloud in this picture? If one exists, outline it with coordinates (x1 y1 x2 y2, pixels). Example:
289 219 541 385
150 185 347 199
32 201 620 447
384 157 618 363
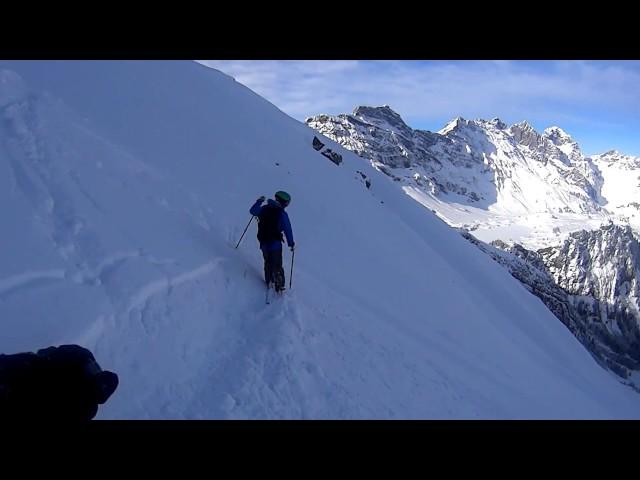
200 60 640 154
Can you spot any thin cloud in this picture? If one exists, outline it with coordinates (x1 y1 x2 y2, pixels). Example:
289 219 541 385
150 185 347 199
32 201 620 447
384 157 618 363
203 60 639 122
200 60 640 154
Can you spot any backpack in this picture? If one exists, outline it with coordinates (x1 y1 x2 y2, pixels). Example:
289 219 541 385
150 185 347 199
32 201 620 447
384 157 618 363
257 204 283 244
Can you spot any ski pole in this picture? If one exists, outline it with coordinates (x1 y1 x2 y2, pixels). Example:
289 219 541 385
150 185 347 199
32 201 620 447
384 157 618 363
289 248 295 289
235 216 255 249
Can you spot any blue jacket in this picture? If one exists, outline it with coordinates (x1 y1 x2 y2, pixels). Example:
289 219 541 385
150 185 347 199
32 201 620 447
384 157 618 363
250 199 294 251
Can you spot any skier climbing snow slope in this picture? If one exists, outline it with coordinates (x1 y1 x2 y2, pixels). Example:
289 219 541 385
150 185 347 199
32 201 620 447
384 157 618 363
0 61 639 418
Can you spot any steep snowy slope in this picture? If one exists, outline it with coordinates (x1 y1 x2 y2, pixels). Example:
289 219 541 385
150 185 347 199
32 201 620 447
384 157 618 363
1 61 639 419
461 230 640 382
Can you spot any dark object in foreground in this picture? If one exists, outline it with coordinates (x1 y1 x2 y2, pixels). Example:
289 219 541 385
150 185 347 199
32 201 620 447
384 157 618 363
0 344 118 421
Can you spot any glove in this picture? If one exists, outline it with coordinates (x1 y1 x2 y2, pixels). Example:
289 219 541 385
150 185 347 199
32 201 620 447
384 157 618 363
290 244 295 252
257 196 266 203
0 345 119 421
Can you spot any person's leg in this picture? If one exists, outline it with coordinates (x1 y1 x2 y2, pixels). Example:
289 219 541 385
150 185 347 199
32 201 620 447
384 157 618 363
262 248 272 285
273 249 285 291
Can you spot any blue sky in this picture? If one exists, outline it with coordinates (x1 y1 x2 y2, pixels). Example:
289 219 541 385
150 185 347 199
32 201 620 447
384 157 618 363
203 61 640 156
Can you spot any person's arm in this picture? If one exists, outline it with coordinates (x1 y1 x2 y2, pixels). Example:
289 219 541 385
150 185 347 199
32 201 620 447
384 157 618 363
281 212 294 248
250 196 265 216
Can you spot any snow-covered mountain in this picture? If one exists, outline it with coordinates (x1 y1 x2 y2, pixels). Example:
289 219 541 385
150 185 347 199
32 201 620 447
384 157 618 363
307 106 640 249
2 61 640 419
307 106 608 216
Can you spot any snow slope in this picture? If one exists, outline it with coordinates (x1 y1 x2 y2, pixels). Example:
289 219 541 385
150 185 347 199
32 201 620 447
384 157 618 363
403 186 613 250
1 60 639 419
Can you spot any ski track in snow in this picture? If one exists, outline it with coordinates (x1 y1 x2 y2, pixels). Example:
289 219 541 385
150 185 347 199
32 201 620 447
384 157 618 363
182 284 342 420
95 251 342 419
124 259 220 316
0 250 180 298
0 270 66 299
95 258 322 418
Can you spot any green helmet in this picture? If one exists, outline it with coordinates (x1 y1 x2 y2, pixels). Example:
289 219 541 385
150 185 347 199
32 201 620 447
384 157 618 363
275 191 291 206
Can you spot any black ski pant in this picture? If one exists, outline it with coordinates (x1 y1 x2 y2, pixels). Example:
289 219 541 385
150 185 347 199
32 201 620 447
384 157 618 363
262 248 285 289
